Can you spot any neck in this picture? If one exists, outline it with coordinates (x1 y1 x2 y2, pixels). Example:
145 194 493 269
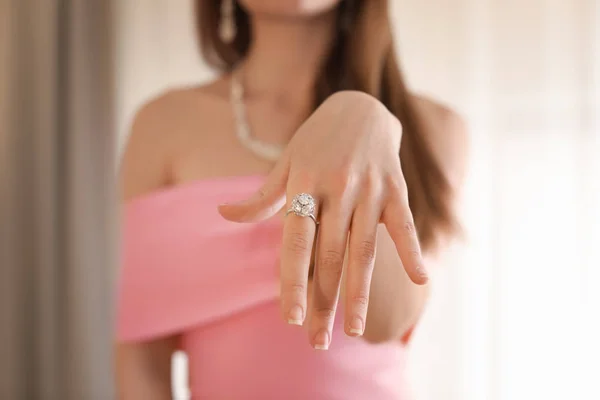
239 11 338 99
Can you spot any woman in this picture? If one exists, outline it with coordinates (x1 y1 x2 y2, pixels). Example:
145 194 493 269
116 0 468 398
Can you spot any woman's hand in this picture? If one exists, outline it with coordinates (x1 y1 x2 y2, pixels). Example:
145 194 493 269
218 91 427 349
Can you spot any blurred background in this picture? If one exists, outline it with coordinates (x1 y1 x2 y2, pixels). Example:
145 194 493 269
2 0 599 399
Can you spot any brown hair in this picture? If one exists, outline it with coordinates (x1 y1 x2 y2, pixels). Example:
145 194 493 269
195 0 456 251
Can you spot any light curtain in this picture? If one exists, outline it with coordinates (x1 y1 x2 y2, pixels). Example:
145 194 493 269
1 1 116 399
398 1 599 399
115 1 599 399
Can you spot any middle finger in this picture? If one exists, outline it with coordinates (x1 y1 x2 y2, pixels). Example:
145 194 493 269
310 199 352 350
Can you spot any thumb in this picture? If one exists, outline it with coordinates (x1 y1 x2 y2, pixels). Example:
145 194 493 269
218 157 289 223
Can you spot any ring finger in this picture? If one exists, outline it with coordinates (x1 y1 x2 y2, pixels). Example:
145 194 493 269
280 187 319 327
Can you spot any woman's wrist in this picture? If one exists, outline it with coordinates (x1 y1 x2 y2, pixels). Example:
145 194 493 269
330 91 402 146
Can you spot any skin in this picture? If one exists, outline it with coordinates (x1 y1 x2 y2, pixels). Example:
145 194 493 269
116 0 468 398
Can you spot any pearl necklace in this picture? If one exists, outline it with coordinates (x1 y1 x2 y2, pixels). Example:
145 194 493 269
230 71 285 162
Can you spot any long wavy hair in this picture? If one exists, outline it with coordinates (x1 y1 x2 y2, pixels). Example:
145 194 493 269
195 0 456 251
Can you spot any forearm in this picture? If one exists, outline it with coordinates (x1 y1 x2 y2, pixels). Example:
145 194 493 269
115 341 175 400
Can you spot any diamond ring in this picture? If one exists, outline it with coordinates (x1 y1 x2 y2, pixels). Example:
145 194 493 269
285 193 318 225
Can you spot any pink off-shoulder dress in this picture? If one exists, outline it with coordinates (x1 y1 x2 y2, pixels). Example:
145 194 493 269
117 175 411 399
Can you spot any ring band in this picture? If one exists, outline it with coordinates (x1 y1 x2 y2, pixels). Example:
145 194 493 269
285 193 318 225
285 209 318 224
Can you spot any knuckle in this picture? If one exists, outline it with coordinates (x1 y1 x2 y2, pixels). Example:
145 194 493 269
337 167 354 184
284 282 307 296
356 240 376 266
327 180 344 196
314 306 336 320
257 187 268 199
287 232 310 254
318 249 345 274
385 173 407 196
409 249 421 258
404 220 416 234
291 169 315 188
328 169 354 196
362 170 382 201
364 167 378 187
351 292 370 308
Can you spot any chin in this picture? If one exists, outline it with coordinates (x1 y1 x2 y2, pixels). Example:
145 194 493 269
238 0 342 18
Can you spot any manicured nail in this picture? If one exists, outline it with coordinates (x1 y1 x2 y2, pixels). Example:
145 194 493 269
313 329 330 350
287 305 304 326
348 317 364 336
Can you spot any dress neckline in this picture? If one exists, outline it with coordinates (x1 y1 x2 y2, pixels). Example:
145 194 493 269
125 174 266 208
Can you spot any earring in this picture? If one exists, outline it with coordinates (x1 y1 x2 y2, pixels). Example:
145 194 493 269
219 0 236 43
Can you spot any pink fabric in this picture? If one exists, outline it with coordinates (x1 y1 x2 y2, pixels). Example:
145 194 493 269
117 175 410 399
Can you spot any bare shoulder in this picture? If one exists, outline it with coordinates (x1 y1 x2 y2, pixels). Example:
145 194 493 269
119 79 230 201
127 79 229 133
411 95 469 187
411 95 469 149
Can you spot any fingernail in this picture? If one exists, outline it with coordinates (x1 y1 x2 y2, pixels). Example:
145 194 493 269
313 330 330 350
287 305 304 326
348 317 364 336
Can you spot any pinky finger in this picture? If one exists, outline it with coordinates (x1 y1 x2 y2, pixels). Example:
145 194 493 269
381 196 428 285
